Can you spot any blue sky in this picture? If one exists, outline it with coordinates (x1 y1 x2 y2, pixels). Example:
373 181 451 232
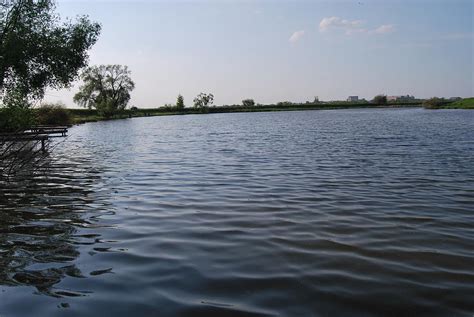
46 0 473 108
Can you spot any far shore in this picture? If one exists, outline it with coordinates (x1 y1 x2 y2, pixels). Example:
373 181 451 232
69 102 424 125
66 97 473 125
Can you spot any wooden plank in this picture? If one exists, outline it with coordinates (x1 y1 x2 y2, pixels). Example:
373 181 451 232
0 130 67 137
30 127 68 131
29 128 68 137
0 135 48 142
30 125 71 129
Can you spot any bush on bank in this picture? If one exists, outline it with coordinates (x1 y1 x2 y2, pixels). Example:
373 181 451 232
423 97 445 109
35 103 72 126
0 106 34 132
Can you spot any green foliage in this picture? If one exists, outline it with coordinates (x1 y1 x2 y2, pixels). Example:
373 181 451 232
176 94 184 111
161 104 177 112
242 99 255 107
443 98 474 109
35 102 71 125
372 95 387 105
1 88 30 109
193 93 214 112
0 0 101 103
277 101 294 106
0 106 34 132
423 97 445 109
0 88 32 132
74 65 135 118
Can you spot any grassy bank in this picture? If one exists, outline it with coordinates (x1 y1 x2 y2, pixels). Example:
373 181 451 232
69 109 182 124
69 102 423 124
4 98 468 132
442 98 474 109
422 97 474 110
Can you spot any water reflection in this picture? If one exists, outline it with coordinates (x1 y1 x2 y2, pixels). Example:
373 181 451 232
0 156 111 298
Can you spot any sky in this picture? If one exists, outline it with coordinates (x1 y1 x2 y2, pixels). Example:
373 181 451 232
45 0 474 108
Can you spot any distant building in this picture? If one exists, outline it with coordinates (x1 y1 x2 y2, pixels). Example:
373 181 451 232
449 97 462 101
387 95 415 102
347 96 359 102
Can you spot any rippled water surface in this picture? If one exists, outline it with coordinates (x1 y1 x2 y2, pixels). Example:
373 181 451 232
1 109 473 316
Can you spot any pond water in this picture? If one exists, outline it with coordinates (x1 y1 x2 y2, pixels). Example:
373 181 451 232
1 108 473 316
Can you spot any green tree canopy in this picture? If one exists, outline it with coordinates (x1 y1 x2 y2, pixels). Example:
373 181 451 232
422 97 445 109
74 65 135 118
0 0 101 105
242 99 255 107
193 93 214 110
372 95 387 105
176 94 184 111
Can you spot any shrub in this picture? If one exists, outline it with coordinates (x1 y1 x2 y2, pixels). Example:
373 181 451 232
0 106 34 132
372 95 387 105
36 102 72 126
277 101 293 106
423 97 444 109
161 104 177 112
242 99 255 107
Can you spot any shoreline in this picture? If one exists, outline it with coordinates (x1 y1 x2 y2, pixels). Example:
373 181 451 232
70 103 424 125
69 97 474 125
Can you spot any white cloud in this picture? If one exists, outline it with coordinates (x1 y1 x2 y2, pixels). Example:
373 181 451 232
319 17 365 34
372 24 395 35
289 30 305 43
319 17 396 36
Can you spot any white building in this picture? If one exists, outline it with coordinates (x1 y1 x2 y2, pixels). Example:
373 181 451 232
347 96 359 102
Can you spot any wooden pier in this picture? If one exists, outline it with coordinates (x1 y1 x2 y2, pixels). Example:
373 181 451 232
0 126 69 153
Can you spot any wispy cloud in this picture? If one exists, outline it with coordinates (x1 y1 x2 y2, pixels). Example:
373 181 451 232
319 17 395 36
371 24 395 35
319 17 365 34
289 30 305 43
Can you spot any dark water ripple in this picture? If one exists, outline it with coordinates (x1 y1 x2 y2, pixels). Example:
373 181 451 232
1 108 474 316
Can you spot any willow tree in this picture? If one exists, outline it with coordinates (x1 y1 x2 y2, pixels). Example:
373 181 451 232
74 65 135 118
193 93 214 112
0 0 101 107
